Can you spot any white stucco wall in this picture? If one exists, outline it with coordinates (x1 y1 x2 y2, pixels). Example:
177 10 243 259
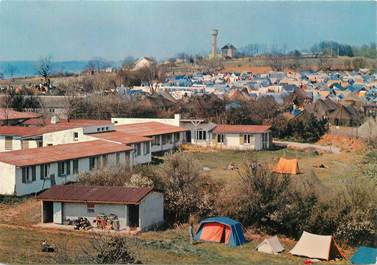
210 132 271 150
139 192 164 230
112 114 181 127
43 128 95 146
1 151 131 196
0 161 16 195
62 202 128 229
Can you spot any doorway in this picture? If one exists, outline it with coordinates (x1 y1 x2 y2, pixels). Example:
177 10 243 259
186 131 191 143
128 205 139 228
43 201 53 223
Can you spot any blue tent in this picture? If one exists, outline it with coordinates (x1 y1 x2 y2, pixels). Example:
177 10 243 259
194 217 246 247
351 247 377 264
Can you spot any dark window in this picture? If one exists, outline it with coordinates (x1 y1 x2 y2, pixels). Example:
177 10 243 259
89 157 96 170
217 134 224 143
87 202 95 213
116 153 120 164
4 136 12 151
73 159 79 174
40 164 49 179
144 142 150 155
197 130 207 140
22 167 28 183
31 166 36 181
73 132 79 141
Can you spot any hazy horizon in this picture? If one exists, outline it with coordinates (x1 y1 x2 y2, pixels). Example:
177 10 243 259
0 1 376 61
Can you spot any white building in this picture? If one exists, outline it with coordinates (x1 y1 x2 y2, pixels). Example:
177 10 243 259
38 185 164 231
211 124 272 150
0 140 133 196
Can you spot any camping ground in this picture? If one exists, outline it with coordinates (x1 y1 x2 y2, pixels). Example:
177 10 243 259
0 141 372 264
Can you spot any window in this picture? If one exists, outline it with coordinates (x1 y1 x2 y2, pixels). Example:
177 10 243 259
89 157 96 170
152 136 160 146
144 142 150 155
37 141 43 147
73 159 79 174
102 155 108 167
196 130 206 140
165 134 172 144
40 164 50 179
4 136 12 151
174 132 180 143
243 134 253 144
116 153 120 164
58 160 71 177
97 128 100 132
135 144 141 156
22 166 36 183
87 202 95 213
217 134 224 143
73 132 79 141
162 135 167 145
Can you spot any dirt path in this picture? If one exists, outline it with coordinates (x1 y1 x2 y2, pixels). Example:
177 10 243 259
273 140 341 154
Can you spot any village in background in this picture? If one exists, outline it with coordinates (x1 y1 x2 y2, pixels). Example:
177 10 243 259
0 24 377 265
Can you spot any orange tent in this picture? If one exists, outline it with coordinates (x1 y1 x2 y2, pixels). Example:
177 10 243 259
273 158 299 175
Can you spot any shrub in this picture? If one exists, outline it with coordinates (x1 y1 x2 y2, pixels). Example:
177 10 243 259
77 163 133 186
155 152 219 224
217 160 318 237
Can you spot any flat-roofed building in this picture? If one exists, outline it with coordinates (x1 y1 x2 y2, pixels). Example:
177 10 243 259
0 140 133 196
37 185 164 231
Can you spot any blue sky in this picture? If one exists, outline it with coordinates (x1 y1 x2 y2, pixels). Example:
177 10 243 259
0 1 375 61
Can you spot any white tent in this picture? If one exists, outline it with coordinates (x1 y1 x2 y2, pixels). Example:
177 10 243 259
256 236 285 254
290 231 344 260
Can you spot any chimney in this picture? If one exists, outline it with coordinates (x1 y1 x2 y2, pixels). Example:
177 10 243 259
51 115 60 124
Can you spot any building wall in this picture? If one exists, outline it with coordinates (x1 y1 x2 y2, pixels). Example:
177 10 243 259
112 114 181 127
0 136 40 152
209 132 271 151
62 202 128 229
139 192 164 230
150 132 183 153
132 142 152 165
43 128 95 146
6 151 130 196
180 121 216 146
0 161 16 195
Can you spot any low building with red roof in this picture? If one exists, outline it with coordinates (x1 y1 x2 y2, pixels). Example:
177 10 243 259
37 184 164 231
0 140 133 196
179 118 272 151
211 124 272 150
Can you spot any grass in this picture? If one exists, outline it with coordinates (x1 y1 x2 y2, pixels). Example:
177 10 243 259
0 147 368 264
0 225 349 264
190 148 363 189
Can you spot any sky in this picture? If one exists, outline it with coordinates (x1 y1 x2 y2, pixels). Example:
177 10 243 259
0 1 375 61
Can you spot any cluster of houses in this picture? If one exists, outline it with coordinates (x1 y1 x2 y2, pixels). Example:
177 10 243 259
123 69 377 127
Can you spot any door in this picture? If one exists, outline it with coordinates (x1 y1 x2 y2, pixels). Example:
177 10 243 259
43 201 53 223
186 131 191 143
128 205 139 228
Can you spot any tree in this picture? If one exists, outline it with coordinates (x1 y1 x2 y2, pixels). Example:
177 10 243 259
87 57 110 72
37 56 53 85
154 152 218 224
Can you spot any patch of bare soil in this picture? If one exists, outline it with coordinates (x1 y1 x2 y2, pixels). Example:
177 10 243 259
0 198 40 226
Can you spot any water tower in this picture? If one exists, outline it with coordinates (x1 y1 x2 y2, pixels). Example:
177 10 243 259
211 29 218 58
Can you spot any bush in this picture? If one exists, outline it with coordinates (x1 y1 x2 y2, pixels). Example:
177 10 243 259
217 160 318 238
155 152 219 224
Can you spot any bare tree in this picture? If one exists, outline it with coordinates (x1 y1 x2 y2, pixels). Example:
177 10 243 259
37 56 53 86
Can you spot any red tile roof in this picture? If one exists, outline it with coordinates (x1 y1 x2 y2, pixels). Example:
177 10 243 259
0 109 41 121
116 122 187 136
213 124 271 134
0 140 132 167
91 131 152 144
37 185 154 204
0 119 112 137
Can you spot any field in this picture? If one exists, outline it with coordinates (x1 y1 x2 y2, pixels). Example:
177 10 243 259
0 144 369 264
